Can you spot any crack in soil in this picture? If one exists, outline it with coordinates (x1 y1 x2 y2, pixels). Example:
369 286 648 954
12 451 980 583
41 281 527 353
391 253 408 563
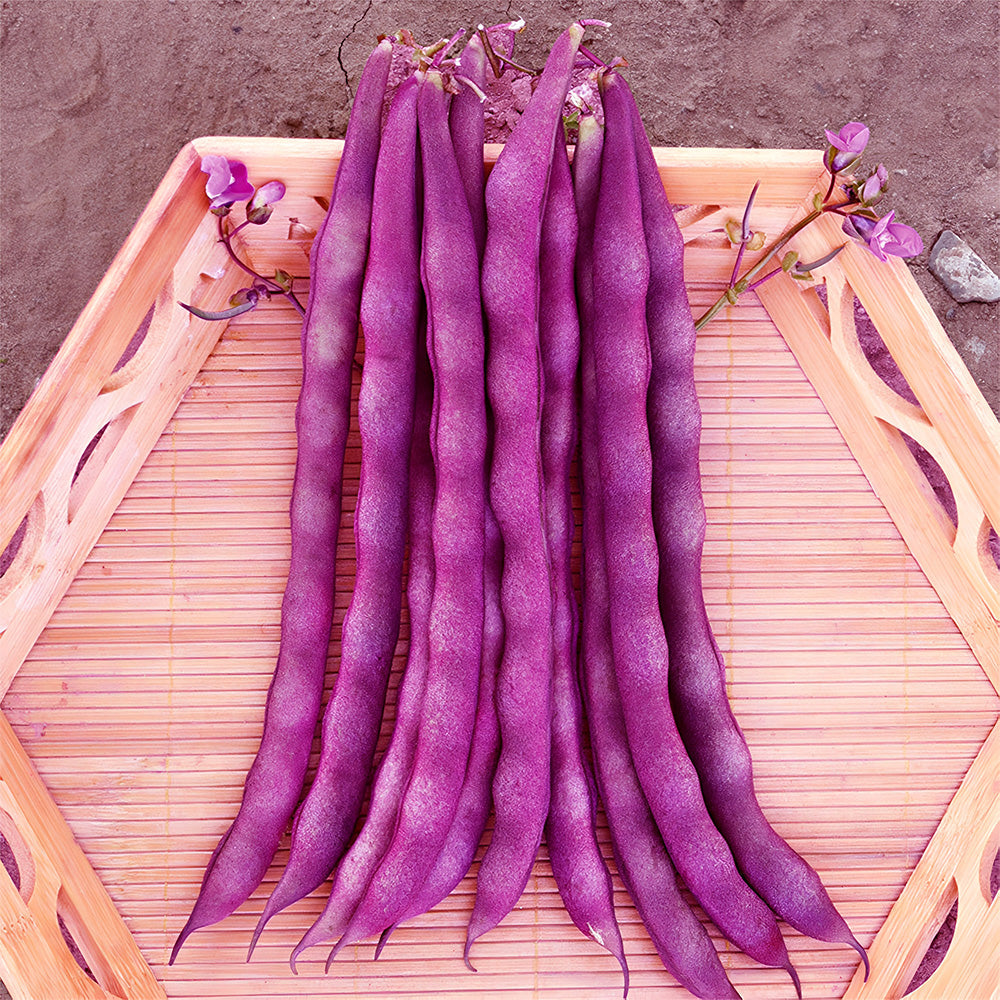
337 0 373 101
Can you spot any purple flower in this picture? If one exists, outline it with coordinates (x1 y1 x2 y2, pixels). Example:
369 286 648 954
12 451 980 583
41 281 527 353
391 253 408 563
246 180 286 224
843 210 923 261
823 122 870 173
201 154 255 210
858 163 889 206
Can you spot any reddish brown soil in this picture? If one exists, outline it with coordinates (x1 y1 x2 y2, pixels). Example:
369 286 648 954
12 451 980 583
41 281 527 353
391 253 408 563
1 0 996 439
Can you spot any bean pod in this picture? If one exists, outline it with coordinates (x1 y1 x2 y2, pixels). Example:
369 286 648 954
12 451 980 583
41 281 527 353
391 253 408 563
591 69 800 995
327 68 488 961
467 20 585 963
170 39 392 963
622 74 869 978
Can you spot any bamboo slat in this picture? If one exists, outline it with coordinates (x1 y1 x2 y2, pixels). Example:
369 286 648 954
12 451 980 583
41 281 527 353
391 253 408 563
0 714 166 1000
1 139 998 1000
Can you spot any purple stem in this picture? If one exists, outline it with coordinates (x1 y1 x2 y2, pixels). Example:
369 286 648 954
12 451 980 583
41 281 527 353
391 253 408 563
431 29 466 66
217 216 306 317
729 181 760 288
745 265 784 293
578 44 607 68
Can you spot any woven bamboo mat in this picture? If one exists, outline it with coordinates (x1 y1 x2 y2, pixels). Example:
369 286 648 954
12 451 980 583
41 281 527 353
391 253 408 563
5 245 997 998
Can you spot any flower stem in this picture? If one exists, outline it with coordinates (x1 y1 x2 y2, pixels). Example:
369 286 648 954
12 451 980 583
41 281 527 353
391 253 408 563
729 181 760 288
745 266 785 293
216 216 306 318
693 208 823 331
218 217 270 285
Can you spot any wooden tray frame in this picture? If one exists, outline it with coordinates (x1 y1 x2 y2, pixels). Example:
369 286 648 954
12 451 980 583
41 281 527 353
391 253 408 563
1 138 997 1000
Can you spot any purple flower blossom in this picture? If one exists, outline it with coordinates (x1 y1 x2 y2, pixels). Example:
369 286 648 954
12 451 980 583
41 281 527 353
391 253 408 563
858 163 889 206
246 180 286 224
843 210 923 261
823 122 870 173
201 155 255 209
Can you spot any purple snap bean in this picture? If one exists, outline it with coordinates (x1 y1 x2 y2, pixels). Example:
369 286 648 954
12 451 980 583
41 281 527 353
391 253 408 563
249 67 422 957
170 39 392 963
466 20 585 965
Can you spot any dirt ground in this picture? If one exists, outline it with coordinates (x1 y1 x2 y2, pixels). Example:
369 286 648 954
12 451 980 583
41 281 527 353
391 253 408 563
0 0 997 995
1 0 997 440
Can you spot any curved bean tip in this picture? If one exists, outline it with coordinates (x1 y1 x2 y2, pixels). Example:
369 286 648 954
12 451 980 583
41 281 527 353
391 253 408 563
245 919 265 962
324 947 338 974
325 934 350 973
463 937 478 973
853 937 871 980
787 959 803 999
586 923 630 996
373 924 396 959
168 919 197 966
288 935 312 975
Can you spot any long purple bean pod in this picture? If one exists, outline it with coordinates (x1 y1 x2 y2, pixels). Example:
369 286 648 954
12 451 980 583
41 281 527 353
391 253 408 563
540 135 627 991
574 109 741 1000
620 76 870 978
290 294 435 973
591 70 800 995
373 41 503 958
248 69 423 957
326 68 487 961
466 21 585 964
169 39 392 963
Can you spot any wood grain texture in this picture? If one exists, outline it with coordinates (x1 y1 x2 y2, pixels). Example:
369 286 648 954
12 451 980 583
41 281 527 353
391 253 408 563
1 140 998 999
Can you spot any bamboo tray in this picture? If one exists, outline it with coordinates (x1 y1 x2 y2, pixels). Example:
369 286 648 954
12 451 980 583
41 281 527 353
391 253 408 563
1 138 998 1000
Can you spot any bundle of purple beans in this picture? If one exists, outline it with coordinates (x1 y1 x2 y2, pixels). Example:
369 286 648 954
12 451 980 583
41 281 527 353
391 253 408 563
171 21 869 998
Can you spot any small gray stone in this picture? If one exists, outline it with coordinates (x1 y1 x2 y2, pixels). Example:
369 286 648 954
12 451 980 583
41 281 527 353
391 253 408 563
928 230 1000 303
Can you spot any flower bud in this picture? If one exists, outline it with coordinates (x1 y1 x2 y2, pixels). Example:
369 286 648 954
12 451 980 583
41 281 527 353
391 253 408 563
246 180 286 224
842 212 879 242
229 287 260 309
857 163 889 206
